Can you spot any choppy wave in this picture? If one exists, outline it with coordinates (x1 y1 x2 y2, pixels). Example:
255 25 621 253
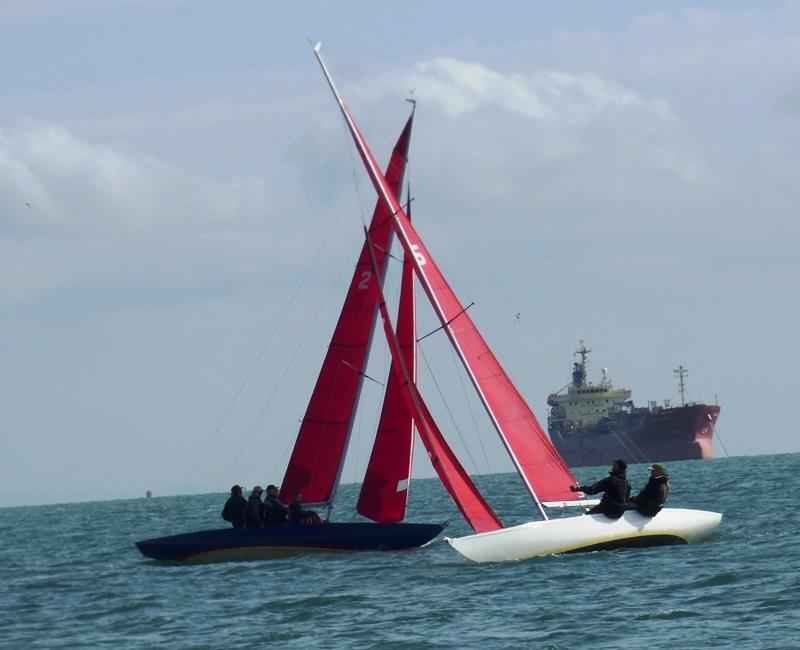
0 453 798 649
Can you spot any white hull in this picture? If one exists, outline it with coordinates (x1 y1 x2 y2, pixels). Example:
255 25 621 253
445 508 721 563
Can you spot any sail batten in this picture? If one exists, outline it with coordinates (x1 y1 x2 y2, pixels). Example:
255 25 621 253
313 45 577 511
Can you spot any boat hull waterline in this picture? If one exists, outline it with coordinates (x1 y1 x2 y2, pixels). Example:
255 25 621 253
445 508 721 563
136 522 444 563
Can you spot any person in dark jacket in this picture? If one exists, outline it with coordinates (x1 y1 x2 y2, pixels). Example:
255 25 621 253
288 491 321 524
628 464 670 517
570 459 631 519
221 484 247 528
262 484 288 524
243 486 265 528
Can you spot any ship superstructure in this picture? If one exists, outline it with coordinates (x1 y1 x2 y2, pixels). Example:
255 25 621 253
547 342 720 468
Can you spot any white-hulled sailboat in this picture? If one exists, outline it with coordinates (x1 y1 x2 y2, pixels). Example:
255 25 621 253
312 43 721 563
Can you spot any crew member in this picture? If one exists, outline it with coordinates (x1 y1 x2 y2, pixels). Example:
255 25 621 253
263 484 288 524
244 486 265 528
570 459 631 519
221 484 247 528
629 464 670 517
288 491 321 524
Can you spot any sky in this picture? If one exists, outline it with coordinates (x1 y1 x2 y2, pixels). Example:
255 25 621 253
2 1 799 506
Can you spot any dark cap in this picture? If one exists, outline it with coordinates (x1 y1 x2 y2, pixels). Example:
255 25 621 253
231 485 242 493
266 484 278 492
613 459 627 471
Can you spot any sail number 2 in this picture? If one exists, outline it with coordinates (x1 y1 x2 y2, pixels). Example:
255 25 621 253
357 270 372 290
358 244 426 290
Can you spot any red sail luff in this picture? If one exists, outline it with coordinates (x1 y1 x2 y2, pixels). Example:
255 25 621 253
364 229 503 533
313 46 577 508
387 209 577 506
279 115 413 507
356 232 416 523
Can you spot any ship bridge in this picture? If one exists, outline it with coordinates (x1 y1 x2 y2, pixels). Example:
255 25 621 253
548 343 631 433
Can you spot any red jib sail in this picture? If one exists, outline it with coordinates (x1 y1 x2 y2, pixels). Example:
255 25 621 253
279 114 414 507
356 215 416 523
364 228 503 533
314 45 577 509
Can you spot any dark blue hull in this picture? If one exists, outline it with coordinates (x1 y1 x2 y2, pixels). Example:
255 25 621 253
135 522 444 562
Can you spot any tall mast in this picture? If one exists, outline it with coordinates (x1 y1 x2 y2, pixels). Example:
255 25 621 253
574 340 591 386
278 105 413 510
313 43 576 518
356 186 417 523
674 365 688 406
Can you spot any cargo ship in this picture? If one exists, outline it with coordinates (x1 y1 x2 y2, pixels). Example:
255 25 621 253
547 343 720 468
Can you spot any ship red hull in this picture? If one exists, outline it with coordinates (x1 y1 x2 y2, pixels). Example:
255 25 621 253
550 404 720 468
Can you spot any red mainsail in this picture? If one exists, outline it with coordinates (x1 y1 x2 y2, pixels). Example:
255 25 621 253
314 45 577 509
356 225 416 523
365 229 503 533
279 115 414 507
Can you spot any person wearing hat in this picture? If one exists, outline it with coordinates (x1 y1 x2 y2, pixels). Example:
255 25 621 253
221 484 247 528
628 464 670 517
569 459 631 519
262 484 288 525
243 486 266 528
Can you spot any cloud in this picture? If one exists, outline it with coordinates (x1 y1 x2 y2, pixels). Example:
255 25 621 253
0 119 348 310
375 57 674 123
0 120 272 235
344 56 709 231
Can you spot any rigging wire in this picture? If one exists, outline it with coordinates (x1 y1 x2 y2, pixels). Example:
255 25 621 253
341 360 384 386
608 427 649 465
237 418 298 482
449 342 493 474
423 192 524 319
326 49 409 231
191 52 416 497
461 237 525 331
420 193 532 379
217 230 364 490
714 428 730 457
181 206 346 493
275 101 414 507
579 428 645 466
343 349 390 519
417 341 483 474
221 106 409 493
303 139 404 498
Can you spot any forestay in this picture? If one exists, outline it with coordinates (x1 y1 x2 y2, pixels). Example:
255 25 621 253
313 44 577 512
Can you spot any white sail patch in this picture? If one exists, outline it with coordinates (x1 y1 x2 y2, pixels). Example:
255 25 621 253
396 479 409 493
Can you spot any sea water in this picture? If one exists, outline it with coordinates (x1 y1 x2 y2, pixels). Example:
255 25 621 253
1 453 798 649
